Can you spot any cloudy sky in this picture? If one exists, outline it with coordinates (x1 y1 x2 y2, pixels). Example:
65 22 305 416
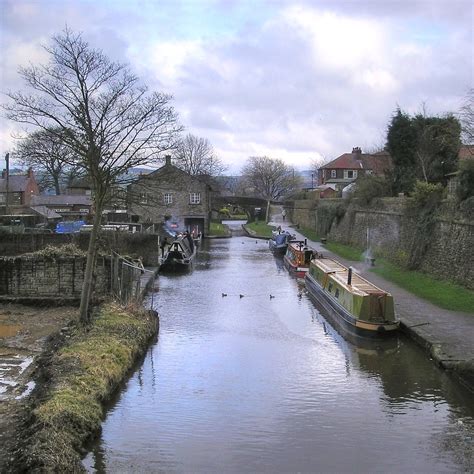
1 0 472 172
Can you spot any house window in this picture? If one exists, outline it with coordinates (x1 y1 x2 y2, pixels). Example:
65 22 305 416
331 170 336 178
164 193 173 205
139 192 148 204
344 170 358 179
189 192 201 204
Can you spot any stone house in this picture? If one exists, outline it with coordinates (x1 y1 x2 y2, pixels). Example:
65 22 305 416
127 156 212 236
318 147 393 191
30 194 92 221
0 168 40 213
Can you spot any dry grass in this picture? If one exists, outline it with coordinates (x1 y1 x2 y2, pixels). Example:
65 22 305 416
17 302 158 472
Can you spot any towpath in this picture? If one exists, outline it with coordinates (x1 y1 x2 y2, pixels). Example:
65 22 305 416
269 205 474 391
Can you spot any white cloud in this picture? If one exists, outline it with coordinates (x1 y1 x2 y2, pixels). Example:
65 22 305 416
0 0 472 171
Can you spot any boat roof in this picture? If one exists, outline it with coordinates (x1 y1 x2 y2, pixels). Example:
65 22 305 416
313 257 391 297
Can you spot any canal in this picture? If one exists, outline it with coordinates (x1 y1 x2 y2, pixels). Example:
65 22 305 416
84 236 474 473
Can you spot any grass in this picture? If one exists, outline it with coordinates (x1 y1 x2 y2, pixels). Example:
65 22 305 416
244 221 275 238
209 221 231 236
324 241 364 261
295 226 320 242
321 240 474 313
371 260 474 314
19 303 158 472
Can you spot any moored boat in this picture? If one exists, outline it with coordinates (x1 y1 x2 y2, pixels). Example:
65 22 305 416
283 239 314 278
160 233 196 272
305 255 399 337
269 230 295 256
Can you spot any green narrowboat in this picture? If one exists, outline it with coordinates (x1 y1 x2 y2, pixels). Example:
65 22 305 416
305 256 399 337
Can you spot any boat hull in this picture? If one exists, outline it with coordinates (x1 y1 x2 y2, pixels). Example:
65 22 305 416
159 258 193 273
283 256 308 278
269 241 288 256
305 273 399 338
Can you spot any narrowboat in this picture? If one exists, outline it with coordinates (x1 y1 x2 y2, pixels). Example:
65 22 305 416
159 233 196 272
283 239 314 278
305 256 399 337
269 230 295 256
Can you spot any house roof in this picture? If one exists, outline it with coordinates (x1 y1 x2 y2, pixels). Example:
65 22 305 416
321 149 392 174
458 145 474 160
31 195 92 206
0 175 30 193
135 161 214 189
30 206 62 219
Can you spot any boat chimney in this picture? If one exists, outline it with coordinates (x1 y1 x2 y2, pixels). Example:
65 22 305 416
304 239 307 246
347 267 353 286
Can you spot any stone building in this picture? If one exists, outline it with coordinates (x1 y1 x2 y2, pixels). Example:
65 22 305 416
127 156 212 236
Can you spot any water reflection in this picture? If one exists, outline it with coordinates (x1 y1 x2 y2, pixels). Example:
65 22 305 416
84 237 474 473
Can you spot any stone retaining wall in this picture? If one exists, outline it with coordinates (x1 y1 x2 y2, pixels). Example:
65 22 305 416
0 256 111 298
0 233 160 266
286 197 474 289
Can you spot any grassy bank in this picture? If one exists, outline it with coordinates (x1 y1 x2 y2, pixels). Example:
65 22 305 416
372 260 474 314
324 241 364 261
294 226 320 243
244 221 275 238
322 240 473 313
209 221 231 237
15 303 158 472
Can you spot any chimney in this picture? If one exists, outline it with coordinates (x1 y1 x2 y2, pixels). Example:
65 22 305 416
165 155 171 165
347 267 353 286
27 167 34 178
352 147 362 154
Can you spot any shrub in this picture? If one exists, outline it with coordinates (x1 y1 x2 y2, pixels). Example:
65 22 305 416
456 159 474 202
353 175 390 205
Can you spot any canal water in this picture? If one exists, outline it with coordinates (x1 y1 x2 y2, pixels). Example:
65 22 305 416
84 236 474 473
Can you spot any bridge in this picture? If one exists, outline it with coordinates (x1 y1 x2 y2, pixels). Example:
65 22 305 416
212 196 269 220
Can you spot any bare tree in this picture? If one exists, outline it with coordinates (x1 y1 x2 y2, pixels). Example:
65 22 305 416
173 133 226 176
310 155 331 187
241 156 301 222
460 88 474 145
14 127 81 194
3 28 182 324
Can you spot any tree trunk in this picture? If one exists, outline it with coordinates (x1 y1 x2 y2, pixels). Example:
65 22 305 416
54 175 61 195
79 208 102 325
265 199 271 223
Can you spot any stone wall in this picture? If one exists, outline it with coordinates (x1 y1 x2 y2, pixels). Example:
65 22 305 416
285 197 474 289
0 256 111 298
0 232 160 266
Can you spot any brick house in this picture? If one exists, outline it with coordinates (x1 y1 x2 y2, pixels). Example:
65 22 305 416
447 145 474 197
0 168 40 213
318 147 393 191
127 155 212 236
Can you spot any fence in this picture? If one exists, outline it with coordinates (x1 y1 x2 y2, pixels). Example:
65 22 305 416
110 252 155 307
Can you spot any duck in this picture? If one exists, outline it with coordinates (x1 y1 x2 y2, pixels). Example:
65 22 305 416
222 293 227 297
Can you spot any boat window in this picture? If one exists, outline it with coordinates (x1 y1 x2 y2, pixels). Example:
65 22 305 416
335 288 339 299
328 283 333 292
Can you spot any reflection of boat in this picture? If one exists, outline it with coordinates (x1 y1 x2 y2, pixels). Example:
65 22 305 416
160 234 196 272
305 255 399 337
283 240 314 278
269 230 294 256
